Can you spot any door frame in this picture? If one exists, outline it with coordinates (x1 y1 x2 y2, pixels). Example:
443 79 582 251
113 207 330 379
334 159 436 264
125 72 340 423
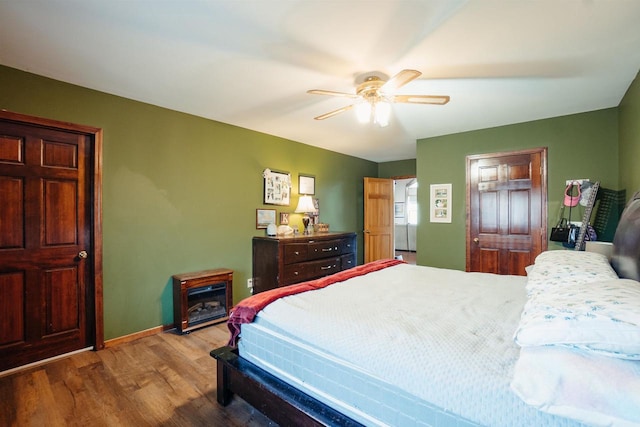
465 147 548 273
392 175 417 253
1 110 104 350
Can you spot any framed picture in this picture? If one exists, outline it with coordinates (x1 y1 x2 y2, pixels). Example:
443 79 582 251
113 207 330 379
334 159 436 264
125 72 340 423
430 183 452 223
279 212 289 225
310 198 320 225
394 202 405 218
298 174 315 195
256 209 276 229
263 169 290 206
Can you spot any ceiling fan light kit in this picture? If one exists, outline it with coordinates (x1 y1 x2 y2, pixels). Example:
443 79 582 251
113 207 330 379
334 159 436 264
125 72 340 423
355 98 391 127
307 69 450 127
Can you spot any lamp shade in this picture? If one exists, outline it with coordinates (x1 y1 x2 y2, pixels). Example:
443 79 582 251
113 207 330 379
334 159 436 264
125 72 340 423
295 195 316 213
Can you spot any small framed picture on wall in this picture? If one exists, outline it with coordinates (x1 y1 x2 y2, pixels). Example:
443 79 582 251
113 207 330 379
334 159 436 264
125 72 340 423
280 212 289 225
430 183 452 223
263 169 290 206
298 174 315 195
256 209 276 229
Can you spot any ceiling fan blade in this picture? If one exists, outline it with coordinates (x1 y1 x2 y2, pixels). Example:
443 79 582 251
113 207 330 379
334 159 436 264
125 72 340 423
381 69 422 93
314 104 354 120
393 94 450 105
307 89 359 98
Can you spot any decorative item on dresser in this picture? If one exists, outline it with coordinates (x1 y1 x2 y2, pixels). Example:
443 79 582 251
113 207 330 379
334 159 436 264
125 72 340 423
172 268 233 334
294 195 317 234
252 232 357 294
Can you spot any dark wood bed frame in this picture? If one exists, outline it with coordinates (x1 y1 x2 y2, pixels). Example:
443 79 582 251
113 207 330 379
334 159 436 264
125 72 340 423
211 346 363 426
211 190 640 427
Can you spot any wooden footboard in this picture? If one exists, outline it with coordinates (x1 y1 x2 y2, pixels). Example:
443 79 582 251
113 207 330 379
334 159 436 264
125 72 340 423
210 346 363 427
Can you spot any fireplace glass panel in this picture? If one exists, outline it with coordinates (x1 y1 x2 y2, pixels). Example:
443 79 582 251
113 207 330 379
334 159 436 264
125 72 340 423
187 282 228 326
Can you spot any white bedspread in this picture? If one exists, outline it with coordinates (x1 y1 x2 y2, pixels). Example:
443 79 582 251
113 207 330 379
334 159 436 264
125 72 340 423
251 263 581 426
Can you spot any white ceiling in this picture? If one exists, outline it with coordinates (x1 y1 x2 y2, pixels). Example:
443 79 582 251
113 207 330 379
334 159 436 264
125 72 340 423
1 0 640 162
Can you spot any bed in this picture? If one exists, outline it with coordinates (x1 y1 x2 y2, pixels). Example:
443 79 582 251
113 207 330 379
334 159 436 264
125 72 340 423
211 192 640 427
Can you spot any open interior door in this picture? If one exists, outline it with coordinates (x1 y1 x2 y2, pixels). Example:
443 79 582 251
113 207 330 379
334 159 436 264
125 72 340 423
364 177 394 263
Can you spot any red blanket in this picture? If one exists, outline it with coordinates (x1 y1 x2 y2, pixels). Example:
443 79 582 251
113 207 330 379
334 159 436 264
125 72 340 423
227 258 405 346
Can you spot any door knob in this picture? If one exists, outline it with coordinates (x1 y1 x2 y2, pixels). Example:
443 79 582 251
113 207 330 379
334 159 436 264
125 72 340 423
78 250 88 259
473 238 480 244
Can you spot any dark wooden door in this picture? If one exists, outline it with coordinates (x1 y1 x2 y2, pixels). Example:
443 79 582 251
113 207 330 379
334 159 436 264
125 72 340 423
363 177 394 263
0 120 94 370
466 148 547 275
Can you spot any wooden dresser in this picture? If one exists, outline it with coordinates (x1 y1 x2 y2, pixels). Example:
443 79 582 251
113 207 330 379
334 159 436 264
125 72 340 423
252 232 357 294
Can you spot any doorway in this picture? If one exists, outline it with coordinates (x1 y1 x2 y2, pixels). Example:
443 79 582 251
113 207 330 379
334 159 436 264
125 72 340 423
394 177 417 265
363 177 394 263
0 111 104 372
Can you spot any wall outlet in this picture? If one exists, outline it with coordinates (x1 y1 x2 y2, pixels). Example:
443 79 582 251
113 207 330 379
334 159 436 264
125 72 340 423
247 278 253 288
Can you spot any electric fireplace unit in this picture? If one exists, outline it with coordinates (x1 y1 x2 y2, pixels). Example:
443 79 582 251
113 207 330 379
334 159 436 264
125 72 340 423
172 268 233 334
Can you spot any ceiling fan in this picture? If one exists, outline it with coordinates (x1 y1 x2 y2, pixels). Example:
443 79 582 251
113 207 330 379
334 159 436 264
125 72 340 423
307 69 450 126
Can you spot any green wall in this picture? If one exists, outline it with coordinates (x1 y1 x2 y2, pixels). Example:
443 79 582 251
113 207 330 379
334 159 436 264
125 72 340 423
619 72 640 193
0 65 377 340
378 159 416 178
416 109 619 270
3 62 638 340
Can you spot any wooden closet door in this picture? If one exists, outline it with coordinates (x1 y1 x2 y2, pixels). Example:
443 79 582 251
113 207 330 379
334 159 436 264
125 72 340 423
0 121 92 371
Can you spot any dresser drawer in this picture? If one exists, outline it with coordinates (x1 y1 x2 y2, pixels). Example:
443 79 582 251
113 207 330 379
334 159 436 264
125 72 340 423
282 263 312 284
282 256 343 285
283 243 308 264
340 253 356 270
308 256 342 277
340 238 356 255
307 239 342 260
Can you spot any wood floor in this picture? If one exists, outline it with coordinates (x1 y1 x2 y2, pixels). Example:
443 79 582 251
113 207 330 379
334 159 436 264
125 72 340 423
395 250 416 265
0 324 277 427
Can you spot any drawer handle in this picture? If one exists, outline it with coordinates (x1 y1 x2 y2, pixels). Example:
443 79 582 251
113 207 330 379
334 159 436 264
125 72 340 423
320 265 334 270
294 251 300 255
294 271 299 275
321 247 333 252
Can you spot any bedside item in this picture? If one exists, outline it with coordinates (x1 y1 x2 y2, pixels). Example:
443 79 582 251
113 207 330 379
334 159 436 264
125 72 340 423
313 223 329 233
550 218 570 242
564 181 581 207
172 268 233 334
295 195 317 234
266 223 277 236
573 181 600 251
279 212 289 225
277 225 294 236
252 232 356 294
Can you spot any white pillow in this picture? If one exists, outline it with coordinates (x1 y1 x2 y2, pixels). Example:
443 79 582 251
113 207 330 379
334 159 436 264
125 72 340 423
534 249 612 266
511 346 640 426
515 278 640 359
526 250 618 296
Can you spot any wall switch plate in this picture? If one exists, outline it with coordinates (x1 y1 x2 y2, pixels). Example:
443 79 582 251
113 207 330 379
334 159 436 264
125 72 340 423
247 278 253 288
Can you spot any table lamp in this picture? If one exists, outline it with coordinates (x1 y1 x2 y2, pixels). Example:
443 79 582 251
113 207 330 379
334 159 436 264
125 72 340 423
295 195 316 234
